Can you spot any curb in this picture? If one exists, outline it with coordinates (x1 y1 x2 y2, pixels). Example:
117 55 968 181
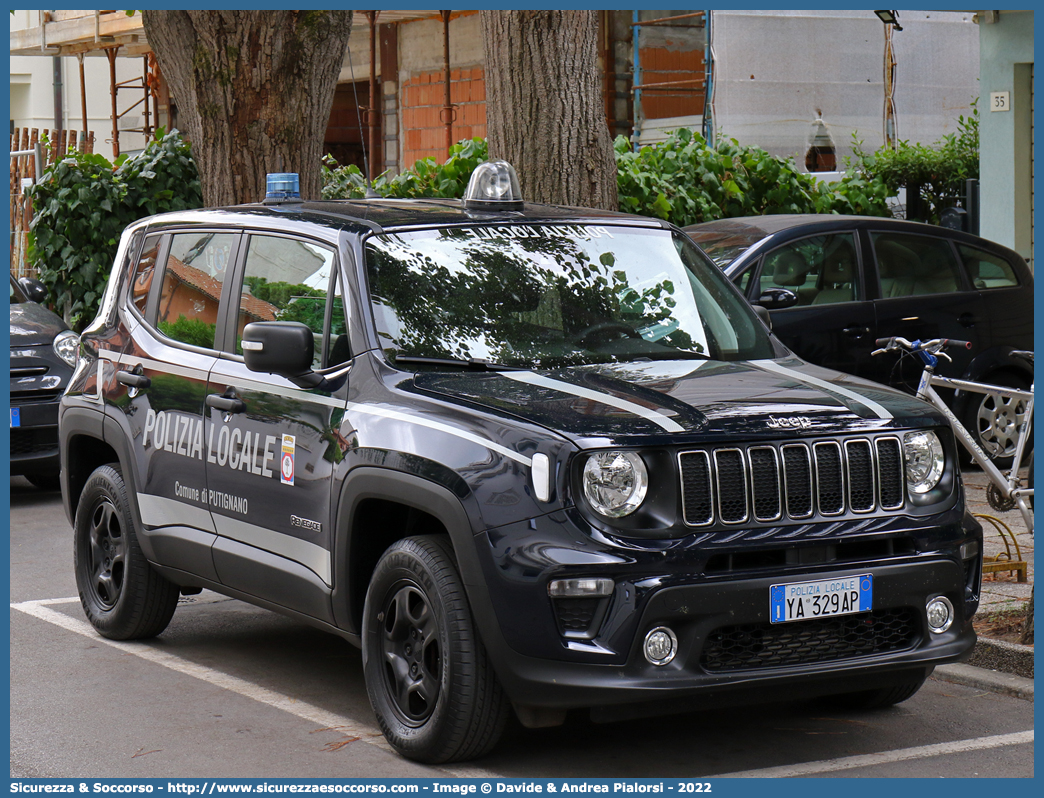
934 663 1034 700
966 637 1035 679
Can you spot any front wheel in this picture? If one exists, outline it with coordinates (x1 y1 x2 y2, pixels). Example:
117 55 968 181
362 535 509 763
73 465 180 639
832 670 928 710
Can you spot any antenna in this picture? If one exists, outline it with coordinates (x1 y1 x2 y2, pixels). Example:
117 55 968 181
347 46 380 199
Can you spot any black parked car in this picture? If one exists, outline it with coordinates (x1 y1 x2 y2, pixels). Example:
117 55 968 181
10 274 79 488
684 215 1034 465
61 166 982 763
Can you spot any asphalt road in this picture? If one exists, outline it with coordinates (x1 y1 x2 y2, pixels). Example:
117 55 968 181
9 477 1034 780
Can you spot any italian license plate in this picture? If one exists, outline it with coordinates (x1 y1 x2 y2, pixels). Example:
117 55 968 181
10 408 20 428
769 574 872 624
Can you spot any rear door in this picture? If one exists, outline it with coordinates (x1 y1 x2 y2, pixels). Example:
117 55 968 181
106 229 240 580
869 230 984 385
204 231 350 619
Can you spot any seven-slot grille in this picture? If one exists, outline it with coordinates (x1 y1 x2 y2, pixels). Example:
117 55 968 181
680 436 905 526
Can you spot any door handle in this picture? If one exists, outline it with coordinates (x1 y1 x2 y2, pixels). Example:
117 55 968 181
115 369 150 390
843 325 870 339
205 392 246 414
959 313 978 328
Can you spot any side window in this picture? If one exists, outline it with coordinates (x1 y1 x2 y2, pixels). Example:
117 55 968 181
872 232 963 298
957 244 1020 289
235 235 342 369
157 232 238 349
130 234 162 320
758 233 859 306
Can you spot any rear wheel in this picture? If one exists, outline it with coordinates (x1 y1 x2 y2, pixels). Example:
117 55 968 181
362 535 509 763
74 465 179 639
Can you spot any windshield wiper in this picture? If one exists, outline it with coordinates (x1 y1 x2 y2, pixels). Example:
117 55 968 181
393 355 524 372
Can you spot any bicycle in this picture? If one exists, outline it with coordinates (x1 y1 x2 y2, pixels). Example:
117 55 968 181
872 336 1033 534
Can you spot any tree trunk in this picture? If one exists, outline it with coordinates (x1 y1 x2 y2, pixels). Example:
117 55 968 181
481 10 618 211
142 11 353 206
1020 585 1033 644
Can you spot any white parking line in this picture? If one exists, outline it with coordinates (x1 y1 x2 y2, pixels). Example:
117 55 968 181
11 597 499 779
713 730 1035 778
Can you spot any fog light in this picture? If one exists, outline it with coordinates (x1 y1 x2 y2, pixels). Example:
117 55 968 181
643 626 678 666
926 596 954 633
548 578 614 598
960 541 979 560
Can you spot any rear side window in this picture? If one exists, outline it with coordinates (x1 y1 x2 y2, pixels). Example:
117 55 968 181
130 235 162 318
872 233 963 297
958 244 1020 289
156 232 238 349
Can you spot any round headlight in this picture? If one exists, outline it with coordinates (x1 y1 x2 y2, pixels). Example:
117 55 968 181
53 329 80 368
582 451 648 518
904 430 945 494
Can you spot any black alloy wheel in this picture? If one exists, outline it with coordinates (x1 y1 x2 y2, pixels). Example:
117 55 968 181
378 582 443 724
74 465 180 639
362 535 509 763
86 496 127 610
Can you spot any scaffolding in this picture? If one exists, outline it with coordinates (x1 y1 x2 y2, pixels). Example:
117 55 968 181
630 10 714 149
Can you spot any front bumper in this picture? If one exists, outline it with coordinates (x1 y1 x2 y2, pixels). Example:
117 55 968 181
10 395 62 476
468 507 981 711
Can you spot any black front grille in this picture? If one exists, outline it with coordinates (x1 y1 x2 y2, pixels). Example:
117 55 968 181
845 440 875 512
877 439 904 509
11 427 58 456
680 435 905 527
814 442 844 514
680 451 713 525
715 450 748 523
749 447 781 521
700 607 919 672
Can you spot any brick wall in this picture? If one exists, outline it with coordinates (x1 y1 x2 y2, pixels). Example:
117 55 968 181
402 67 486 166
638 46 706 120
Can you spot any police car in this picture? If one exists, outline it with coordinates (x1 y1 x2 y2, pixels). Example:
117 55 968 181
59 162 983 763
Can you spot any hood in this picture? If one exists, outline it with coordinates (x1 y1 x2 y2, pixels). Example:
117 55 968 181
413 357 940 445
9 301 69 346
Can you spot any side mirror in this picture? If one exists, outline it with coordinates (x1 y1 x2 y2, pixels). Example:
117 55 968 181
753 304 773 331
754 287 799 310
242 321 322 388
18 276 48 304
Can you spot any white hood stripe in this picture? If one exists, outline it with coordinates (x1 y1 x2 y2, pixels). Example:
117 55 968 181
749 360 893 420
504 371 685 433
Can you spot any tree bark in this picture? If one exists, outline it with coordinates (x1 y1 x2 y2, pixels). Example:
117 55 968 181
142 11 353 206
1020 585 1033 644
481 10 618 211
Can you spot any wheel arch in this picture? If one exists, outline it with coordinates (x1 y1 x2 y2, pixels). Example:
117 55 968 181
330 467 489 639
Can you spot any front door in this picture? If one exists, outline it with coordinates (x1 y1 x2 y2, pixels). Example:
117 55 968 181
204 232 349 617
752 232 878 378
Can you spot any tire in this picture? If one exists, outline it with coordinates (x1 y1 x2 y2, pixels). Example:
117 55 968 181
960 371 1032 469
73 464 180 640
832 671 928 710
26 473 61 491
362 535 509 763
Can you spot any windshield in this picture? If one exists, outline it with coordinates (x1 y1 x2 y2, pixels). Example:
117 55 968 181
685 225 769 268
365 224 775 369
